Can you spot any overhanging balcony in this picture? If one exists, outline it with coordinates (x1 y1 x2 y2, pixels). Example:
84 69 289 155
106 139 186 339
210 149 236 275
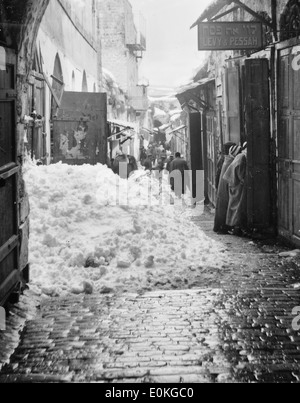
128 86 149 112
126 13 147 52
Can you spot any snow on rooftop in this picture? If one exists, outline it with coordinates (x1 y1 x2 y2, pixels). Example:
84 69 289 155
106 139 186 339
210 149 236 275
154 107 167 118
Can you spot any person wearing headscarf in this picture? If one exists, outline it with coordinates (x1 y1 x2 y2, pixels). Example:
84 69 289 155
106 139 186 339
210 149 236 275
215 142 236 191
213 144 241 234
223 142 248 235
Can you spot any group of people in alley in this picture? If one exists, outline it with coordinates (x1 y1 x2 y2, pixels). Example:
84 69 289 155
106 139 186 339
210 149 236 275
111 140 249 238
111 147 190 198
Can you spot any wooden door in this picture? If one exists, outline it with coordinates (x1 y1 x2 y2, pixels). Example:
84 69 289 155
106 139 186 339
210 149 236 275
244 59 272 231
0 49 20 305
53 92 108 165
206 111 217 206
27 73 46 161
188 112 203 201
278 46 300 246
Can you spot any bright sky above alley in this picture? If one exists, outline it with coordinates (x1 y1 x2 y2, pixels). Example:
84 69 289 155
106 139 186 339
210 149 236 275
129 0 213 91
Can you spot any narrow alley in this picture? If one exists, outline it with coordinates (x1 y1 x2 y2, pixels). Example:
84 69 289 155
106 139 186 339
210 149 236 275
1 0 300 387
1 209 300 384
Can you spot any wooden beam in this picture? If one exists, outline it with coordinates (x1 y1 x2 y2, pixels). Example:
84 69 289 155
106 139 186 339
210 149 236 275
231 0 274 29
0 236 19 264
51 74 64 86
42 72 61 107
210 6 240 21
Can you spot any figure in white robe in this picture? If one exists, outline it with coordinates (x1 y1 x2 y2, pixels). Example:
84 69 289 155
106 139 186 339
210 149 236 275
223 149 247 230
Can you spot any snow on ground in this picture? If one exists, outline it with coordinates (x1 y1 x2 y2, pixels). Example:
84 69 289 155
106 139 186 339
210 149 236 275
23 162 229 297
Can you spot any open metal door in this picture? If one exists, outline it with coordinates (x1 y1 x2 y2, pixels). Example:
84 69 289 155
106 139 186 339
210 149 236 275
244 58 272 231
0 49 20 305
53 92 108 165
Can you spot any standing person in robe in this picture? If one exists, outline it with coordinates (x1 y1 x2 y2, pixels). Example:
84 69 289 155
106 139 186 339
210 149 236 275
223 142 248 236
215 142 236 191
213 143 240 234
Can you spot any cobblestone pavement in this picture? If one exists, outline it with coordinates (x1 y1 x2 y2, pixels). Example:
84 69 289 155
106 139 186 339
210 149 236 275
1 209 300 383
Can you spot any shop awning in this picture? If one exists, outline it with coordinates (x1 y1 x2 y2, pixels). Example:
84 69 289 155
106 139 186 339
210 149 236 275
108 120 137 142
108 119 136 130
176 78 215 96
166 125 188 144
191 0 274 30
168 125 186 135
159 123 172 131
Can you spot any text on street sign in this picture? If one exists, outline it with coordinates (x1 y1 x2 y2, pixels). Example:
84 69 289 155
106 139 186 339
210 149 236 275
198 22 263 51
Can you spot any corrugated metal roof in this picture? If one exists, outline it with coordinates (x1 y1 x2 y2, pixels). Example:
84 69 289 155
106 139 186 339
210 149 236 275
176 77 215 96
191 0 230 29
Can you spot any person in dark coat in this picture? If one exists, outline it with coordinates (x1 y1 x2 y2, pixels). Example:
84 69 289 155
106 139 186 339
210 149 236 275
223 143 248 235
128 155 138 177
213 144 240 234
169 152 190 197
143 154 153 171
140 147 147 166
166 155 174 173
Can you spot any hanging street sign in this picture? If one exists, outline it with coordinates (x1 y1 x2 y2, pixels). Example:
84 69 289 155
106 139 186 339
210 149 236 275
198 22 263 51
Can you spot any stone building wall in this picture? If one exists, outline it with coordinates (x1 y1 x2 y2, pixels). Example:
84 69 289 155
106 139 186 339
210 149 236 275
98 0 139 94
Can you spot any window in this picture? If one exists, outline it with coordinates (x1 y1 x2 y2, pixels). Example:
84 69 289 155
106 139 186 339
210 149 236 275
72 71 76 91
52 53 64 104
82 70 88 92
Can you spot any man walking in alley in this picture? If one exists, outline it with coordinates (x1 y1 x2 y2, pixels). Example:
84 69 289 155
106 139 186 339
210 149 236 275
169 152 190 197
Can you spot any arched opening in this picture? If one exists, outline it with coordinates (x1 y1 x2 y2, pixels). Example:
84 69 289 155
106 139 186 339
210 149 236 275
280 0 300 41
52 53 64 103
82 70 88 92
72 71 76 91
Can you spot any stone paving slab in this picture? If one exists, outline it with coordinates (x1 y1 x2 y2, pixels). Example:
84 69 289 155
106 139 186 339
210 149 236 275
1 283 300 383
0 289 236 383
1 210 300 383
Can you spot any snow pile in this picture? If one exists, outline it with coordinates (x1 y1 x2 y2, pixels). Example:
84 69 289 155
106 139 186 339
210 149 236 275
24 162 229 297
